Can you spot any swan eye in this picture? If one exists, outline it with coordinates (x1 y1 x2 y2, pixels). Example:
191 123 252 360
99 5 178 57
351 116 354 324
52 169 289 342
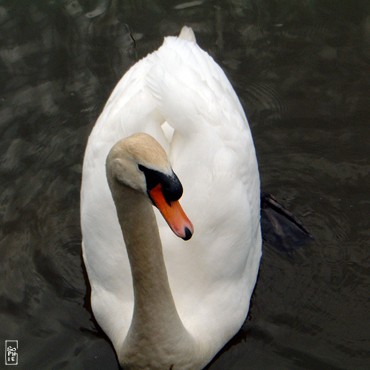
138 164 183 204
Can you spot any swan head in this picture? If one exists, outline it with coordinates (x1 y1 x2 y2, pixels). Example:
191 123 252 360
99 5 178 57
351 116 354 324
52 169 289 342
106 133 193 240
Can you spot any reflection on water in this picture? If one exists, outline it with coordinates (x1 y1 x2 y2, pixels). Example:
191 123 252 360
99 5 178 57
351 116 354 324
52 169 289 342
0 1 369 369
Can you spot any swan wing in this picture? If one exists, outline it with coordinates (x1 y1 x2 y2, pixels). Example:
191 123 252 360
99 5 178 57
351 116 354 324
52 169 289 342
145 35 261 346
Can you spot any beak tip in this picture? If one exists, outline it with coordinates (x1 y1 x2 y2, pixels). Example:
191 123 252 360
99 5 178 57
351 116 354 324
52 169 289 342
182 226 193 241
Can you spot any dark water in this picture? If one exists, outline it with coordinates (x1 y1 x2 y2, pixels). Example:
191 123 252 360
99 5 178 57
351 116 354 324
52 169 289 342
1 1 369 369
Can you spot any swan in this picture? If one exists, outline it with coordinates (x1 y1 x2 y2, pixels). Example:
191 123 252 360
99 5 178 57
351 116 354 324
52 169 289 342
81 26 262 369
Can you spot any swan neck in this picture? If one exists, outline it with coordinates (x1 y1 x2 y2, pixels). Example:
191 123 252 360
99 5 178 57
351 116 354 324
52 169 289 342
111 183 179 317
107 180 195 364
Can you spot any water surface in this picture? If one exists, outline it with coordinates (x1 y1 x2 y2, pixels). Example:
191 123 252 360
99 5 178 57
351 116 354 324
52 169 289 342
0 1 369 369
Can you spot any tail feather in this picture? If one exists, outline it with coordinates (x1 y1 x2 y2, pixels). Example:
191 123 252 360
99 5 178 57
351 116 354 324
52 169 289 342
178 26 196 43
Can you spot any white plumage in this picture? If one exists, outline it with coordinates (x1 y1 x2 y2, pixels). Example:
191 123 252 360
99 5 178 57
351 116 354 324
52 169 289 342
81 26 261 369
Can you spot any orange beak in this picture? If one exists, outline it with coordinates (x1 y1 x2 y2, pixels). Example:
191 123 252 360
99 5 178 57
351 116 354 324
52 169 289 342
148 183 194 240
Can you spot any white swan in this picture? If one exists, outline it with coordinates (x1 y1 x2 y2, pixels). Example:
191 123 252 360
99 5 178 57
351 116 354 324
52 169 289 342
81 26 262 369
